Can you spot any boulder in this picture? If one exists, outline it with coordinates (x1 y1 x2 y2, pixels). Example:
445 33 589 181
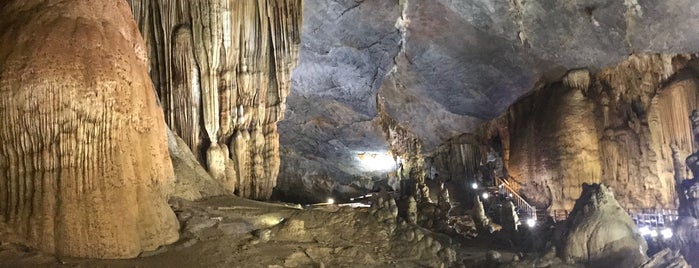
558 183 647 266
167 126 228 201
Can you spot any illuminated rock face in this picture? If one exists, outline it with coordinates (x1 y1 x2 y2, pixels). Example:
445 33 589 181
560 184 647 266
0 0 178 258
474 54 699 211
279 0 699 203
128 0 302 200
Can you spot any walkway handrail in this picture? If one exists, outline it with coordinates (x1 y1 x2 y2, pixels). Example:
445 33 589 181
496 178 537 220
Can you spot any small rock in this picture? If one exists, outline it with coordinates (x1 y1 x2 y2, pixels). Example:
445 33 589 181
486 250 502 263
252 229 272 242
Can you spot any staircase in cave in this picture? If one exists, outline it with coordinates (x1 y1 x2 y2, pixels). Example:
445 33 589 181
492 177 539 222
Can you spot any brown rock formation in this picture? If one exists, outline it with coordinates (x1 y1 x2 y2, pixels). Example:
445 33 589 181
0 0 178 258
469 54 699 211
128 0 302 200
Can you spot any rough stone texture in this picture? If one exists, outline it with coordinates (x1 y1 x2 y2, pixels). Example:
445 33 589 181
167 126 227 201
279 0 699 200
671 114 699 267
640 248 690 268
474 55 699 211
671 216 699 267
0 0 178 258
559 184 647 267
128 0 302 200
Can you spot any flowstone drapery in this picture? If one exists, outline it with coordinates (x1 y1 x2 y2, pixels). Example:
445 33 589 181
129 0 302 199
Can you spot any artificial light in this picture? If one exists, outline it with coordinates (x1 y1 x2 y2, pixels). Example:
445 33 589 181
356 151 396 171
526 218 536 228
650 230 658 238
661 228 673 239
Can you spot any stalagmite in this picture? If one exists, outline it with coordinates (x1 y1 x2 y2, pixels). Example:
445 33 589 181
128 0 302 200
474 54 697 211
559 184 647 266
0 0 178 258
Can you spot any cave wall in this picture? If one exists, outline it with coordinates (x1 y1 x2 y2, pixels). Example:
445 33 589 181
478 54 699 211
0 0 179 258
128 0 302 200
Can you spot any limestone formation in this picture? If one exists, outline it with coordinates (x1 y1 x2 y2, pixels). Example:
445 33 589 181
128 0 302 200
640 249 691 268
559 183 647 266
499 201 518 233
670 110 699 267
474 54 699 211
671 216 699 266
167 126 227 201
0 0 178 258
472 196 495 233
281 0 699 197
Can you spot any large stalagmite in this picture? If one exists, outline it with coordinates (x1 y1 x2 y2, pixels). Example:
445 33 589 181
559 184 648 266
0 0 179 258
128 0 302 200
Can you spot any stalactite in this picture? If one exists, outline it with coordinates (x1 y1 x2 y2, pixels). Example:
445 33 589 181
129 0 302 200
172 25 202 154
468 54 698 212
431 135 482 183
0 0 178 258
562 69 591 92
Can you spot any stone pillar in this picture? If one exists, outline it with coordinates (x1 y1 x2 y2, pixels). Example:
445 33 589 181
0 0 178 258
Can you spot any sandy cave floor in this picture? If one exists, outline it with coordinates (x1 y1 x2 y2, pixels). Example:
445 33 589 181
0 196 519 268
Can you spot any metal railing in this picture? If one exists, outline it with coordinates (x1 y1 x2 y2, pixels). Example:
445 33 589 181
549 208 679 228
496 178 537 220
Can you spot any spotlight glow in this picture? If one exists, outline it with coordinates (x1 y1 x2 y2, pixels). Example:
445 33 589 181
639 226 651 236
471 183 479 189
356 151 396 171
482 192 489 199
327 198 335 205
661 228 673 239
508 193 514 198
650 230 658 238
526 218 536 228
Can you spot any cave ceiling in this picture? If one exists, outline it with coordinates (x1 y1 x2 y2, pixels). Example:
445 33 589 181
279 0 699 181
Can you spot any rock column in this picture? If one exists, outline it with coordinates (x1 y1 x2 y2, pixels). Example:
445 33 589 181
0 0 179 258
129 0 302 200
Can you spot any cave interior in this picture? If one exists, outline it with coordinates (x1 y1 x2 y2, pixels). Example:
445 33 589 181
1 0 699 267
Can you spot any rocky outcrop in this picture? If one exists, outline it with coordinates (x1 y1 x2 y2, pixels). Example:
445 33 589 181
640 248 690 268
167 127 227 201
0 0 178 258
559 184 647 266
128 0 302 200
473 54 699 211
670 111 699 267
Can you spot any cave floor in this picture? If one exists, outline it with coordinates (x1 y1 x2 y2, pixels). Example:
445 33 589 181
0 196 519 268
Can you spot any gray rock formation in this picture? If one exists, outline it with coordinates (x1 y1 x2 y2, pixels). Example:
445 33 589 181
640 248 690 268
559 183 647 266
278 0 699 200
